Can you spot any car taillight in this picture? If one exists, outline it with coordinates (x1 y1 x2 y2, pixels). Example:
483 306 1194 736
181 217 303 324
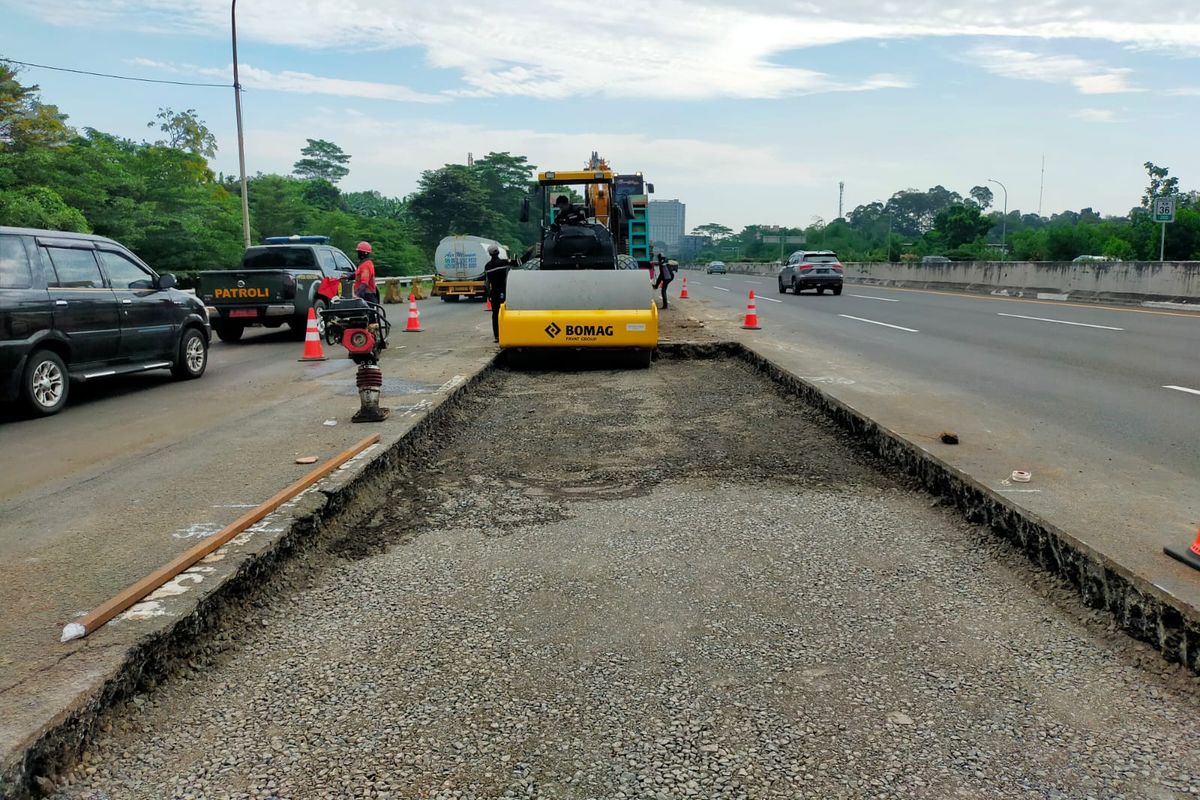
799 263 813 272
281 273 297 300
833 263 844 272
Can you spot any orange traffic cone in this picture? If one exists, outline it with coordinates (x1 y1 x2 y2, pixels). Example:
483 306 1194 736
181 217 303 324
485 296 493 312
298 307 327 361
741 290 761 330
680 276 689 299
1165 528 1200 571
404 293 423 333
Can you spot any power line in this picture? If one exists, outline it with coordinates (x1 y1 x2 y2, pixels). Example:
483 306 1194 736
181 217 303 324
1 58 231 88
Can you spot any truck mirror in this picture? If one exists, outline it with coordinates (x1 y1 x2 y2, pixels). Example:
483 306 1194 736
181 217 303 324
157 273 177 291
520 197 530 223
646 183 655 194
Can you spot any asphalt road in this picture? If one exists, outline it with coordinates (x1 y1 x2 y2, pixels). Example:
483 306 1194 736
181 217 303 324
687 274 1200 479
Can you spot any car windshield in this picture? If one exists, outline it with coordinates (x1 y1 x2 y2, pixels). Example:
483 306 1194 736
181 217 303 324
242 247 317 269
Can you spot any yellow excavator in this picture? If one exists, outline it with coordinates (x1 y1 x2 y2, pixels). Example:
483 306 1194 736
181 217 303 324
498 160 658 366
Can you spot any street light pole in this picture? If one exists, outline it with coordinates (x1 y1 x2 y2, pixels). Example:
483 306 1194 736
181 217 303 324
987 178 1008 261
232 0 251 248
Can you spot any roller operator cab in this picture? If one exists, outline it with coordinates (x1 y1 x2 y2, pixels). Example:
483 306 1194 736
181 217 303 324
499 169 658 365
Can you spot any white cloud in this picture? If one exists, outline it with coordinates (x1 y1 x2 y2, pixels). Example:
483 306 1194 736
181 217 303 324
1071 108 1120 123
1163 87 1200 96
33 1 1200 100
966 46 1142 94
129 58 443 103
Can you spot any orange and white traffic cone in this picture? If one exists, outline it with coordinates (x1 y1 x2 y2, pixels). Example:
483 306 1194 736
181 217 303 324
1165 528 1200 571
404 293 423 333
741 290 761 330
298 307 327 361
680 276 689 299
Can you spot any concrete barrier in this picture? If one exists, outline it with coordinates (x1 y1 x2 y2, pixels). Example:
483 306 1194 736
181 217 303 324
684 261 1200 308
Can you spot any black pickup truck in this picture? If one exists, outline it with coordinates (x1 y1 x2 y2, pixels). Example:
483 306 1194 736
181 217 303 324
197 236 356 342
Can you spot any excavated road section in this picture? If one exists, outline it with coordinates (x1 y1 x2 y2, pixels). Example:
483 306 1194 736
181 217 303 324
50 358 1200 800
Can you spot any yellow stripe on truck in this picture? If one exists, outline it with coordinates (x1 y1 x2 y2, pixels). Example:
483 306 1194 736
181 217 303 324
498 305 658 348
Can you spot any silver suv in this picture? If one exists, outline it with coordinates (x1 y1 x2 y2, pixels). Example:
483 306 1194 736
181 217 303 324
778 251 843 295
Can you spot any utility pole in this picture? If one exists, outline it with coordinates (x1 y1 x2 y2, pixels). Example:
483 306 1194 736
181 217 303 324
987 178 1008 261
838 181 844 220
231 0 251 248
1037 154 1045 217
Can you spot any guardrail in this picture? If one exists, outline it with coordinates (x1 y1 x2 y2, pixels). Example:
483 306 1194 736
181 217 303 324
678 261 1200 308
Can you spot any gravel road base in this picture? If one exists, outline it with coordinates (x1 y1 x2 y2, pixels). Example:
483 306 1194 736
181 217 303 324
49 358 1200 800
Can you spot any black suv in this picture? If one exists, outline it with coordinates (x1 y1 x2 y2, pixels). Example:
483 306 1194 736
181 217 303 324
0 227 211 416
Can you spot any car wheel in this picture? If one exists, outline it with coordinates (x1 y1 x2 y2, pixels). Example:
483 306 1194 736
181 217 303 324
22 349 69 416
213 322 244 342
833 285 843 296
778 279 786 295
817 287 825 295
311 298 328 337
172 328 208 379
791 279 800 294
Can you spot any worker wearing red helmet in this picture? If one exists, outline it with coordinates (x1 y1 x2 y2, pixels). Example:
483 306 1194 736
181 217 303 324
353 241 379 304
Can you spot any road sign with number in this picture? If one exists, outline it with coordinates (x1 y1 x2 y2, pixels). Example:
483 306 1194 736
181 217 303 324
1153 197 1176 223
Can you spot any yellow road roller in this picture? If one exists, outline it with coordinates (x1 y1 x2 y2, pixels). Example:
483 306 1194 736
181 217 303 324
498 168 658 366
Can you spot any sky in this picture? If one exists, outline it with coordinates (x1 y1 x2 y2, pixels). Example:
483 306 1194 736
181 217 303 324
2 0 1198 231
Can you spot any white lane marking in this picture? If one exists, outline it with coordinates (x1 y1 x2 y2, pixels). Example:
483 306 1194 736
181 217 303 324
849 294 899 302
756 295 782 303
838 314 918 333
996 312 1124 331
713 286 730 292
744 279 763 284
1163 385 1200 396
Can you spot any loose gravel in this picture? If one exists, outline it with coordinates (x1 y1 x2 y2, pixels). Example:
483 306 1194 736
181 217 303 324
52 358 1200 799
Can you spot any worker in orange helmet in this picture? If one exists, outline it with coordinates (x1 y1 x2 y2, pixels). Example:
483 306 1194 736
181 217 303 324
353 241 379 304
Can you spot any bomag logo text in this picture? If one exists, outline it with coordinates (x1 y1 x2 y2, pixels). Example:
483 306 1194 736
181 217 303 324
214 287 270 300
565 325 614 337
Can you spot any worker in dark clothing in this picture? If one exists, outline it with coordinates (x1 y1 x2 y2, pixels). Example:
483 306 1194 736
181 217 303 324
553 194 587 226
484 245 512 342
653 252 674 310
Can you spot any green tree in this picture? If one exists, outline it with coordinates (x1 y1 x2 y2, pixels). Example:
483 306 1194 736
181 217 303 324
692 223 733 240
247 174 308 238
0 62 72 151
1102 236 1136 260
1141 162 1179 208
0 185 88 230
147 107 217 159
968 185 994 210
301 178 343 212
344 190 404 219
933 204 992 248
406 164 501 251
293 138 351 184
